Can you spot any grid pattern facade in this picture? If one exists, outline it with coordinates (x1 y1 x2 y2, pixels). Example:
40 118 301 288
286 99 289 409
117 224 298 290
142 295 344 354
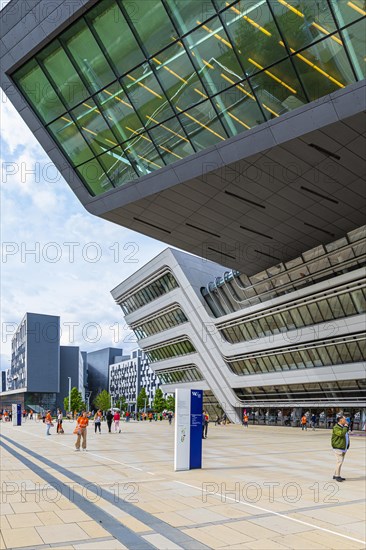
145 338 196 362
234 379 366 404
226 333 366 375
10 317 27 391
118 272 178 314
109 351 161 404
132 306 188 339
203 226 366 316
220 281 366 343
155 365 204 384
12 0 366 196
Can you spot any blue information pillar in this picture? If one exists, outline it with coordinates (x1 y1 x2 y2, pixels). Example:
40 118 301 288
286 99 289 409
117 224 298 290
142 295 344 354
174 389 203 471
190 390 203 469
12 404 22 426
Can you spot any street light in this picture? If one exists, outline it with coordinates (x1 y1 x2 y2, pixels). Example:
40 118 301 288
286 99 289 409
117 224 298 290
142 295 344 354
68 377 71 413
144 397 148 413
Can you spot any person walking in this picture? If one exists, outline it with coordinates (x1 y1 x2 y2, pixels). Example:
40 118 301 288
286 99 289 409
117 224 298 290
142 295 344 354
243 414 249 428
56 409 63 434
74 411 89 451
311 413 317 431
45 410 53 436
202 411 209 439
113 410 121 433
331 415 350 482
94 409 102 434
106 410 113 433
301 414 307 431
168 412 173 425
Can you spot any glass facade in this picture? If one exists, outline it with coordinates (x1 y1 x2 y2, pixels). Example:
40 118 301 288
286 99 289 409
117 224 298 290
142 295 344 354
12 0 365 195
157 365 203 384
132 307 188 339
220 282 366 343
118 272 178 314
145 338 196 362
226 333 366 375
203 226 366 316
234 379 366 403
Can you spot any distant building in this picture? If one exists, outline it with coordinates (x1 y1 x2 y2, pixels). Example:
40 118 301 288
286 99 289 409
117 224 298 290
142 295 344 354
109 349 161 411
0 313 85 412
1 371 7 393
86 347 122 403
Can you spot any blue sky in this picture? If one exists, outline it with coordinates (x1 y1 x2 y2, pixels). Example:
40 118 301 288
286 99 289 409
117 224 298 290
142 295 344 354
0 83 166 371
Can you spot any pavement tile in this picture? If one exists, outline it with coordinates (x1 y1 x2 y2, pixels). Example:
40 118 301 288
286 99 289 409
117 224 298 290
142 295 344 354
181 527 225 549
117 513 153 533
1 527 43 548
142 533 183 549
55 509 91 523
77 520 111 538
241 538 290 549
36 510 64 524
6 512 43 528
35 523 90 544
153 511 196 527
176 507 228 524
272 533 330 549
73 540 128 549
10 501 42 514
0 515 11 530
0 504 13 516
300 530 365 549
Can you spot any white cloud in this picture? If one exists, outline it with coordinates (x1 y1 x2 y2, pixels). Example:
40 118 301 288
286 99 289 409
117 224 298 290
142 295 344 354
1 93 167 369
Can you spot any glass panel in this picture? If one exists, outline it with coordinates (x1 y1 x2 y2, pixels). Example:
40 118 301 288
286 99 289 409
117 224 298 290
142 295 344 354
307 302 324 323
148 118 193 167
213 85 265 137
292 34 355 101
318 299 333 320
327 296 345 318
316 345 331 365
288 308 305 328
249 58 306 121
14 59 65 123
48 116 93 166
329 0 366 27
347 340 363 362
39 41 89 109
272 0 337 52
351 289 366 313
340 18 366 80
76 158 113 195
99 146 138 187
62 20 115 93
326 345 342 364
151 42 207 112
185 16 244 94
126 0 176 55
338 293 357 316
123 132 163 175
168 0 216 34
298 305 314 325
122 64 174 127
179 99 227 150
87 0 145 76
338 343 353 363
223 1 285 70
71 100 118 155
96 81 145 143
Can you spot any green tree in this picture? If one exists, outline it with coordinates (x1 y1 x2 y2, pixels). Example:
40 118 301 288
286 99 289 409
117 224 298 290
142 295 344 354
94 390 111 411
137 387 148 411
115 395 127 412
63 387 85 413
152 388 166 413
165 394 175 412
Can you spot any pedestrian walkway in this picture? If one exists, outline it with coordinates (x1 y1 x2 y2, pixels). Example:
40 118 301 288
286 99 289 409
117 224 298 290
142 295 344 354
0 421 365 549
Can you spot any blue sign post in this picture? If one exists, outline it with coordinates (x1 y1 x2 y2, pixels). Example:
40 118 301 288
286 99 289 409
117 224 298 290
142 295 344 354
12 404 22 426
190 390 203 469
174 388 203 471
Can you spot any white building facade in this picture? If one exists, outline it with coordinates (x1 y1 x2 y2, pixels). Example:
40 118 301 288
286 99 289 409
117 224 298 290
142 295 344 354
111 226 366 426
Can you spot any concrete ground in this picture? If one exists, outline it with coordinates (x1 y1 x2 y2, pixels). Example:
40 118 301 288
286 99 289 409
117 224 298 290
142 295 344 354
0 419 365 550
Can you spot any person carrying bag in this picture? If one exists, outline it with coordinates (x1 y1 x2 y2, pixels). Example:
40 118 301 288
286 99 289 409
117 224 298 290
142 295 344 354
74 411 89 451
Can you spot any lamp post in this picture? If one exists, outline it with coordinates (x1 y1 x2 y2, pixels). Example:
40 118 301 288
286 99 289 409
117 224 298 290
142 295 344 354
68 377 71 413
144 397 147 413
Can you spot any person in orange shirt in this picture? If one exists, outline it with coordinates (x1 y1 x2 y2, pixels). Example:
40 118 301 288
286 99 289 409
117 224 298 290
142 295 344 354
243 414 249 428
301 414 308 431
75 411 89 451
45 410 53 436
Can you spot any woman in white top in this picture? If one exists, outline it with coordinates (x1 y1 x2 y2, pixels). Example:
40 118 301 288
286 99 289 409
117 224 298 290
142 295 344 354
56 409 63 434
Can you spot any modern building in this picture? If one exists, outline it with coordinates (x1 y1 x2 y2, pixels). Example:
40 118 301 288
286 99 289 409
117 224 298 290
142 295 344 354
1 371 8 393
86 347 123 402
0 313 86 412
111 225 366 426
0 0 365 275
109 348 161 410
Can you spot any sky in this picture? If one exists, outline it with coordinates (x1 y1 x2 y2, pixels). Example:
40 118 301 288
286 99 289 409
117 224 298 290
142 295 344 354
0 70 167 371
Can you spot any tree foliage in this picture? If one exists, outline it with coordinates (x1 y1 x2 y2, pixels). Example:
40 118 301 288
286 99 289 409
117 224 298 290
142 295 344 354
137 387 148 410
165 394 175 412
152 388 166 413
94 390 111 411
63 387 85 413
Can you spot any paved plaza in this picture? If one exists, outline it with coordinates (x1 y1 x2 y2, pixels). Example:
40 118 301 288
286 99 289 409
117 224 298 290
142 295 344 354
0 420 365 550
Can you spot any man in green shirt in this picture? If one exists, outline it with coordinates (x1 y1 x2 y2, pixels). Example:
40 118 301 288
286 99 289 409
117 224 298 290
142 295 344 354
331 415 350 482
